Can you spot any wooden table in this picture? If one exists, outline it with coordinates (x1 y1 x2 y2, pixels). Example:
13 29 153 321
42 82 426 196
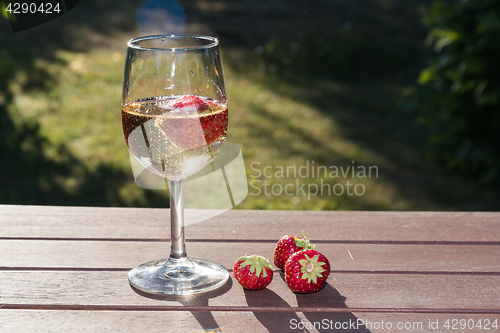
1 205 499 332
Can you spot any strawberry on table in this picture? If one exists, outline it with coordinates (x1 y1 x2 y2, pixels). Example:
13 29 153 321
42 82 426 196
233 255 274 291
273 232 314 270
284 249 330 293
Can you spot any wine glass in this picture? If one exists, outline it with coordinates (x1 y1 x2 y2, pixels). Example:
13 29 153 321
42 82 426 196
122 35 229 295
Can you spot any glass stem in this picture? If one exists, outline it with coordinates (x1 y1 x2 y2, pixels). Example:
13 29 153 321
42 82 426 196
169 179 187 261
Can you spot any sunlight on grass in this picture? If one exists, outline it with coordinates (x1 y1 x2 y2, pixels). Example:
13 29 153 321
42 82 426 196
225 70 419 210
2 0 498 210
5 45 498 210
8 48 398 210
11 49 128 170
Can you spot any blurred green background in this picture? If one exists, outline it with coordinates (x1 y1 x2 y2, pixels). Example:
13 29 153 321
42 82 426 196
1 0 499 210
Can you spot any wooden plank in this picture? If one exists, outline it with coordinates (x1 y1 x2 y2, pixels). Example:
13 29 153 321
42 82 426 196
1 205 499 242
0 310 499 333
1 205 499 331
0 310 236 333
0 271 499 310
0 240 499 273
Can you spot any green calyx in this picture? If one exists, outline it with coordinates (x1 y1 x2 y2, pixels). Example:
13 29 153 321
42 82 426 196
299 254 327 284
238 255 273 278
294 231 315 250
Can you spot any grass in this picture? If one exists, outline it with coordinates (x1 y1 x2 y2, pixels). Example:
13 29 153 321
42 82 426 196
0 0 499 210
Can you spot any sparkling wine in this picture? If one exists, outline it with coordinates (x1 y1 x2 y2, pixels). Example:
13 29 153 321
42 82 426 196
122 95 228 180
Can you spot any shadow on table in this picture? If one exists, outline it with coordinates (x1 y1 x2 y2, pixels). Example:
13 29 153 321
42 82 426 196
244 272 370 332
296 282 371 333
130 278 233 333
244 288 312 333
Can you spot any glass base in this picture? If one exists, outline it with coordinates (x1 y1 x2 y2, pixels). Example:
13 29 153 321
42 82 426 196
128 257 229 296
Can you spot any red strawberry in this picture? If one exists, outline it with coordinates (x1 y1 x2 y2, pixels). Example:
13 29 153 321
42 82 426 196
273 232 314 270
169 95 210 112
284 249 330 293
156 96 228 150
233 255 273 290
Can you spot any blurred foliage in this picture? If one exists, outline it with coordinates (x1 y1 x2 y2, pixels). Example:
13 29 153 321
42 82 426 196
2 2 8 19
260 29 410 80
0 0 498 210
0 48 140 206
406 0 500 184
0 19 166 207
